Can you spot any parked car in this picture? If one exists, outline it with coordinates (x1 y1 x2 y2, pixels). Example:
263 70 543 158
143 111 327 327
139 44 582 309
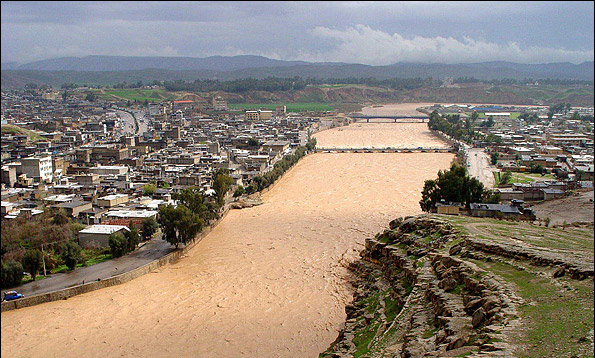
2 291 24 302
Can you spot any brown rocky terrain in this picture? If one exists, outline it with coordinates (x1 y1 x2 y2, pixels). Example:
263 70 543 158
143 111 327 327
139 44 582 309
321 215 594 358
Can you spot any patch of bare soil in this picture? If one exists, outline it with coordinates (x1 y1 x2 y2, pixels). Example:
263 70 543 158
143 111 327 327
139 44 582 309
530 190 594 225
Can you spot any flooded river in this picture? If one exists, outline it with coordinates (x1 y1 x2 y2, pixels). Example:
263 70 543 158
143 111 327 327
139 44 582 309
1 104 453 358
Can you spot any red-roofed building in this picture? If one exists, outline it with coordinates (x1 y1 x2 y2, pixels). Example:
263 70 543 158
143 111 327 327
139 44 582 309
172 100 194 111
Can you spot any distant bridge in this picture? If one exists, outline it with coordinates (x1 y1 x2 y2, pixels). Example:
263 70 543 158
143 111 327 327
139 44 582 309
347 114 429 123
315 147 454 153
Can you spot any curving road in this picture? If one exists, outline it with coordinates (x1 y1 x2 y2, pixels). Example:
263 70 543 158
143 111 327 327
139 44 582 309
1 236 173 298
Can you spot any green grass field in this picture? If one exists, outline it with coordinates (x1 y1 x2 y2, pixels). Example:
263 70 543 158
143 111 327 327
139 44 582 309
495 171 555 185
474 112 520 119
228 102 335 112
438 215 594 358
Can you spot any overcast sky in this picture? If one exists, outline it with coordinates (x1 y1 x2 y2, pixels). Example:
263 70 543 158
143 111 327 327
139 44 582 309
2 1 594 65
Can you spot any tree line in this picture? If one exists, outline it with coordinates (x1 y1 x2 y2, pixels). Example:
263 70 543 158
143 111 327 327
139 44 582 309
428 110 478 144
235 138 316 196
163 77 308 93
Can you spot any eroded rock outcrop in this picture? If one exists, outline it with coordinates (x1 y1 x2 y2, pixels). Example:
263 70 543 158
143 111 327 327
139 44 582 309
321 216 521 358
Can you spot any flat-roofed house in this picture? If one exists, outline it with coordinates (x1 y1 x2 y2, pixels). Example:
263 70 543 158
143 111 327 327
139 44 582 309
52 199 93 218
96 194 129 208
78 225 130 248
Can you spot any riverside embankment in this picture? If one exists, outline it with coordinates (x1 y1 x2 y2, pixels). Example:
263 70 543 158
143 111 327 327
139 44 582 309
1 103 453 358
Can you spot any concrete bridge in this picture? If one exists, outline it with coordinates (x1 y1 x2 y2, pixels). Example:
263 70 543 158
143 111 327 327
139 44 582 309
315 147 454 153
347 114 429 123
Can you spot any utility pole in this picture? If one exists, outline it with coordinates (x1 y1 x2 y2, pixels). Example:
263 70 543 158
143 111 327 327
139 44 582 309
41 243 47 277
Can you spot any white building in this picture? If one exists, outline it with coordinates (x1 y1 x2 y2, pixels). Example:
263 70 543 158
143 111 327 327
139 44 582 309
20 155 53 183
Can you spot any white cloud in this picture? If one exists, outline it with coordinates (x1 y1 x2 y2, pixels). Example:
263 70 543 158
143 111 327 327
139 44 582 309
302 25 594 65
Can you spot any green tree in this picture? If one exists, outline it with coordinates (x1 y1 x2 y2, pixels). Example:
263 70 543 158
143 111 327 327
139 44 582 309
52 209 70 226
61 241 82 270
142 184 157 196
22 249 43 280
490 152 499 165
233 186 245 197
420 163 492 212
125 220 140 252
529 163 545 174
499 171 513 186
248 138 260 147
212 169 234 206
470 111 479 123
306 136 317 151
85 92 96 102
108 232 128 257
1 260 24 288
486 116 495 128
173 187 216 222
158 205 203 248
141 217 158 241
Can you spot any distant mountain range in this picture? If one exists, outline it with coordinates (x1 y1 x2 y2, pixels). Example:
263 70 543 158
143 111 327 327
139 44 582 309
1 55 593 89
3 55 313 72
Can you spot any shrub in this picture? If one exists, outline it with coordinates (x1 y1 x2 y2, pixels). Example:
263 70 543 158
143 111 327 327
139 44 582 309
22 249 43 280
233 186 245 197
61 241 82 270
1 260 24 288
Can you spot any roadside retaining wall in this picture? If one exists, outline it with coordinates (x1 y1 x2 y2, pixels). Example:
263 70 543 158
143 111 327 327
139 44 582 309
1 206 231 312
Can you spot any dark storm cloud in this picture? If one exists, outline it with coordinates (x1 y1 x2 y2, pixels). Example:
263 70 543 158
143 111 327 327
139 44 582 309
1 1 593 65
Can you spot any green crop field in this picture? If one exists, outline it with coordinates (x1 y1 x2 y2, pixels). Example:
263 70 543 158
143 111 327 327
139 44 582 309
228 102 335 112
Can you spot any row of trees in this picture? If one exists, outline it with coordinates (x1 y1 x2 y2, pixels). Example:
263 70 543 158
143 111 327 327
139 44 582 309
306 76 437 90
452 78 594 86
420 163 500 212
162 76 439 93
427 111 477 144
163 77 308 93
237 139 315 196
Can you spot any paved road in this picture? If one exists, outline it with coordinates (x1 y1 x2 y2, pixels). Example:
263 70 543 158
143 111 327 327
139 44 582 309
2 236 174 298
132 109 149 135
466 147 495 189
115 109 137 136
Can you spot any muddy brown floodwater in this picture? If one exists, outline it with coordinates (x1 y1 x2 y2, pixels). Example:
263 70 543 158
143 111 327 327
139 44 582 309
1 104 453 358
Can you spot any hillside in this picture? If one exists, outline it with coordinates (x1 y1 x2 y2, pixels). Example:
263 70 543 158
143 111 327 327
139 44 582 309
0 125 43 141
219 83 595 107
8 55 311 72
321 214 594 358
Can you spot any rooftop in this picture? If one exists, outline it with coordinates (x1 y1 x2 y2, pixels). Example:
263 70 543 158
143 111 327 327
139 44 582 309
79 224 130 235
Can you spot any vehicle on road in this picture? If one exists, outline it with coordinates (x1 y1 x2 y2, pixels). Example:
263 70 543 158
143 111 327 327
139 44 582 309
2 291 24 302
